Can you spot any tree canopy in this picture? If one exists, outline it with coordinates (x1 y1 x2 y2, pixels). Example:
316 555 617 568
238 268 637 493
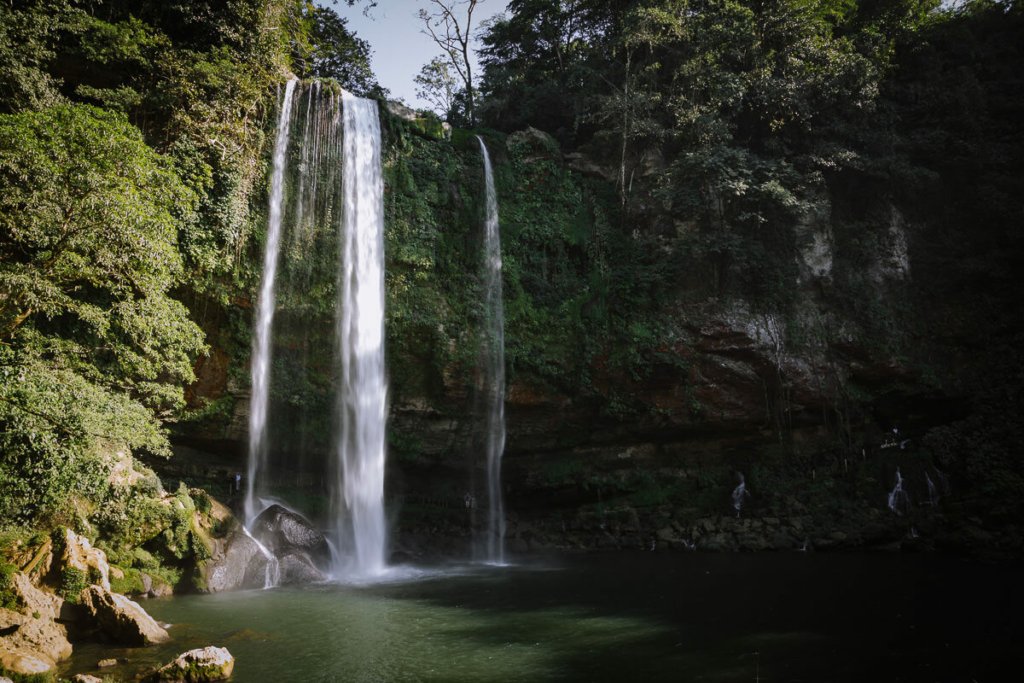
0 104 205 523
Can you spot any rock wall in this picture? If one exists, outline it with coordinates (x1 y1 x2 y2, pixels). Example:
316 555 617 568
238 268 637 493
173 117 1010 557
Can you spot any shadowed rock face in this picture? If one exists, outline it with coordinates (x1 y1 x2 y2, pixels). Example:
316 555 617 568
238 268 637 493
203 533 271 593
78 586 170 646
203 505 331 591
251 504 331 570
0 573 72 679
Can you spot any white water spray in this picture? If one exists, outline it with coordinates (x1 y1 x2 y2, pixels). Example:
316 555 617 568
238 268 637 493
245 78 297 527
333 91 388 577
732 473 750 518
888 468 909 515
477 136 507 565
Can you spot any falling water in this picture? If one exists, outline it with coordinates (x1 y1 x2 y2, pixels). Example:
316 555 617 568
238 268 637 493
925 472 939 506
333 91 388 577
477 136 507 565
732 473 750 518
888 468 909 515
245 78 298 527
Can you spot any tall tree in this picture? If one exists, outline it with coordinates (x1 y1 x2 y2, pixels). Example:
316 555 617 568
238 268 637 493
306 4 377 94
415 56 460 118
418 0 480 125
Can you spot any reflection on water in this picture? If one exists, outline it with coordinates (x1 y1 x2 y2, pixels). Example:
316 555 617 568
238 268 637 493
63 553 1023 682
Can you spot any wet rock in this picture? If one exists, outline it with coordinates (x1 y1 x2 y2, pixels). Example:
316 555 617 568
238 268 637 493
149 646 234 682
202 532 270 593
79 585 170 646
278 552 326 585
71 675 103 683
251 505 331 571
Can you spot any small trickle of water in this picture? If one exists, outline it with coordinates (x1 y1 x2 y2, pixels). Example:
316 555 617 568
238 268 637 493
888 468 909 515
477 136 507 565
925 472 939 506
732 473 750 518
242 526 281 589
333 91 387 578
245 78 298 527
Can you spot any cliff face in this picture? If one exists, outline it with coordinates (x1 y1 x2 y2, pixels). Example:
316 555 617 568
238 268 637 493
172 107 1024 557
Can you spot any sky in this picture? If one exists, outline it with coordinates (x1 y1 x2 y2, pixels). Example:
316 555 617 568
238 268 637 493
323 0 508 109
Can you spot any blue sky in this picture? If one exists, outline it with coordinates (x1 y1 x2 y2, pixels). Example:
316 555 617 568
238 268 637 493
324 0 507 109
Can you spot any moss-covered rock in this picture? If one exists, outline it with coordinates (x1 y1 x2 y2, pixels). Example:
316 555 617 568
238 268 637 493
148 646 234 682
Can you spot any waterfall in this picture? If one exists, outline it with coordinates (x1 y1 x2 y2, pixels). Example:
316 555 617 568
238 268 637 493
333 91 388 577
477 136 507 565
245 78 297 527
731 472 750 518
888 468 909 515
243 81 388 581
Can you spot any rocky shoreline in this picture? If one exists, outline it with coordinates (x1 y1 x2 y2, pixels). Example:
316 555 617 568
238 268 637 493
0 530 232 683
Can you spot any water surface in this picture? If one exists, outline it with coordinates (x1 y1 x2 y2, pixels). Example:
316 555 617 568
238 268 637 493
65 552 1023 681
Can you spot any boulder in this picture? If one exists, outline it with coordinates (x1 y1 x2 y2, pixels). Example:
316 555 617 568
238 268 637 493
0 572 73 678
57 529 111 591
11 572 63 621
386 100 417 121
564 152 614 181
277 552 326 585
149 646 234 682
251 505 331 571
202 532 271 593
507 127 561 161
71 675 104 683
79 585 170 646
138 572 174 599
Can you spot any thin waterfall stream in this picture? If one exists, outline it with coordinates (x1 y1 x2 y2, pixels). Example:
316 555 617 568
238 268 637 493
245 78 297 529
477 136 507 565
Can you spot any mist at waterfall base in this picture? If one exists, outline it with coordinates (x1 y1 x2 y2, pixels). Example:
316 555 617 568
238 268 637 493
243 80 387 579
64 552 1023 681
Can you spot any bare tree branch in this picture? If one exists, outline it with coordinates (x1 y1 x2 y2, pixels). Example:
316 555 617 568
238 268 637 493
418 0 480 125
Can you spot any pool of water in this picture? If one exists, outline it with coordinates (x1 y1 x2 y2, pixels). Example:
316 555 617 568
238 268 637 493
64 552 1023 681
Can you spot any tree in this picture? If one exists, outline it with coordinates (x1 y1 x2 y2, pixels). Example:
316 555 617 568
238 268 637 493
418 0 481 125
0 104 206 523
307 4 377 94
415 56 459 118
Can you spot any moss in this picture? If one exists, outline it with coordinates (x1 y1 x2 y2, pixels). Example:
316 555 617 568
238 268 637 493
406 116 446 140
0 560 17 609
109 565 147 595
0 666 55 683
59 566 87 603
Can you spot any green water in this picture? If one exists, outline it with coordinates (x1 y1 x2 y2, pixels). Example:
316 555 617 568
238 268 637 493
64 553 1022 681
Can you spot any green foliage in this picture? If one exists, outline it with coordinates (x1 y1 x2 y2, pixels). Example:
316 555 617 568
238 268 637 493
0 561 16 610
59 566 87 603
0 104 207 525
416 56 460 119
302 4 377 94
109 565 147 596
0 668 54 683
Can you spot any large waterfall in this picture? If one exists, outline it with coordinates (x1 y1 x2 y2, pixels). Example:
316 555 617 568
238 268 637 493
245 78 297 526
477 136 507 565
333 91 388 577
243 81 388 580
